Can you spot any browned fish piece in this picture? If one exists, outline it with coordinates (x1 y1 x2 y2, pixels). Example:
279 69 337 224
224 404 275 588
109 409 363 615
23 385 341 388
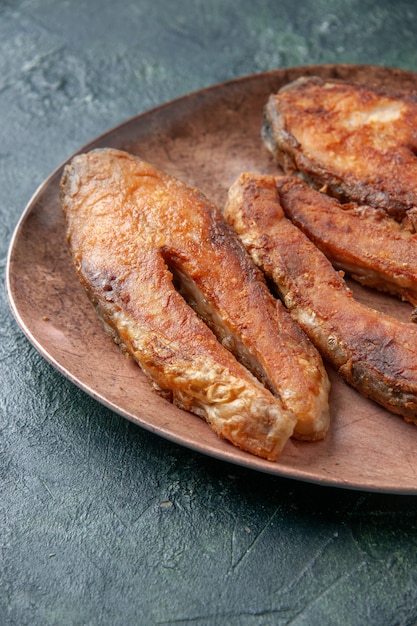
225 172 417 424
274 175 417 314
262 75 417 224
60 148 330 460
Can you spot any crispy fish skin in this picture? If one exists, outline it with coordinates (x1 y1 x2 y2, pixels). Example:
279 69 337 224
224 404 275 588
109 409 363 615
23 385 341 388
225 172 417 424
275 175 417 312
165 205 330 443
262 75 417 223
60 149 329 459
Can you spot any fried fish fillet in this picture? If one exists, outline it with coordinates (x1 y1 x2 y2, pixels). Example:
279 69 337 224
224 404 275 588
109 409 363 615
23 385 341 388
274 175 417 314
225 172 417 424
60 148 330 460
262 75 417 225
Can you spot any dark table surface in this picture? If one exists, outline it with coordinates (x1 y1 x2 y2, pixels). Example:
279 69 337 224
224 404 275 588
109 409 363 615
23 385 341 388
3 1 417 625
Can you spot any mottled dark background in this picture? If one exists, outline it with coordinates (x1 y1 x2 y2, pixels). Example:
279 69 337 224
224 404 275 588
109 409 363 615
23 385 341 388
2 1 417 624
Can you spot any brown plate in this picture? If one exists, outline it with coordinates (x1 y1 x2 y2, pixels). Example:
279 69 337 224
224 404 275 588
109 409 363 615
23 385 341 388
7 64 417 494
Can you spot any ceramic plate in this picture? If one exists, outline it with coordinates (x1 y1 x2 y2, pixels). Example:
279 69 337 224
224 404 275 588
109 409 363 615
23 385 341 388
7 64 417 494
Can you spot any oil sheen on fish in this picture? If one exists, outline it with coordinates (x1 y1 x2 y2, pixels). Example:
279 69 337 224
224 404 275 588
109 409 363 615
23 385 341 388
60 148 330 460
274 175 417 315
262 75 417 225
225 172 417 424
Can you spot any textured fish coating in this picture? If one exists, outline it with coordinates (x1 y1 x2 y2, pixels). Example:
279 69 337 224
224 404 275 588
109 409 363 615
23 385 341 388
60 148 330 460
225 172 417 424
263 75 417 225
275 175 417 314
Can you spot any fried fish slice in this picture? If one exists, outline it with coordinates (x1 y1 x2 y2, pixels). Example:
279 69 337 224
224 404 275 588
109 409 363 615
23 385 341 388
275 175 417 314
225 172 417 424
60 148 330 459
262 75 417 224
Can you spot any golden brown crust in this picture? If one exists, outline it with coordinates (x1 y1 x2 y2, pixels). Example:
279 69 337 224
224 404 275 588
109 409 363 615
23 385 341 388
60 148 330 459
274 175 417 312
262 75 417 223
225 172 417 424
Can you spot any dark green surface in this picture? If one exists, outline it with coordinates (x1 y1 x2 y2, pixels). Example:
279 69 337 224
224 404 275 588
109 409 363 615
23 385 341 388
2 1 417 624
